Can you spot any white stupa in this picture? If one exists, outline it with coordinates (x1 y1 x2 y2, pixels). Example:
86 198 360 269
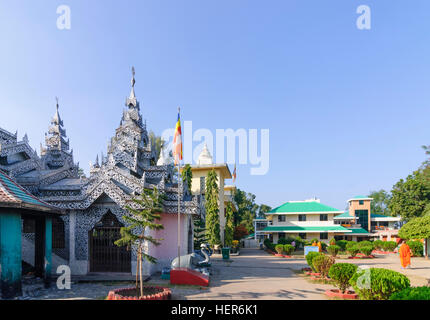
197 143 213 165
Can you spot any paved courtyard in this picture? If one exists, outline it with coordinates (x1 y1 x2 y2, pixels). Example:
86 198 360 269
15 248 430 300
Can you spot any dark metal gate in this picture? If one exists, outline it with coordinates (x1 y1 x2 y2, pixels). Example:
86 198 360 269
89 212 131 273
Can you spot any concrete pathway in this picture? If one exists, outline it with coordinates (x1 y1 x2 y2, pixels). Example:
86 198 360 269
182 248 330 300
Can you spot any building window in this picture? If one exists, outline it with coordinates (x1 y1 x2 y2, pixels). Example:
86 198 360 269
299 233 306 239
320 232 328 240
52 217 65 249
298 214 306 221
278 215 286 222
320 214 328 221
359 200 364 205
355 210 369 231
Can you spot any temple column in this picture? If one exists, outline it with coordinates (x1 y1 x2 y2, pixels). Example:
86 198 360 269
44 217 52 288
0 212 22 299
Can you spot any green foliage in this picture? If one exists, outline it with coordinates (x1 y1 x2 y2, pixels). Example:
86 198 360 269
306 252 322 272
264 239 275 251
359 246 373 256
399 216 430 240
357 241 374 250
389 168 430 220
328 263 358 293
205 169 221 245
149 131 165 165
406 240 424 257
327 245 340 257
310 238 319 244
193 217 207 249
275 244 284 254
278 237 295 245
373 240 384 250
335 240 348 251
368 190 391 216
389 286 430 300
180 164 193 193
329 238 336 246
346 244 359 257
115 187 165 264
283 244 295 255
233 189 258 233
349 268 410 300
382 241 397 252
233 224 249 240
312 255 335 278
224 202 234 247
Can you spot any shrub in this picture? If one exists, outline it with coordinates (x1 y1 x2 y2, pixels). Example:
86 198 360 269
278 237 295 245
345 241 356 251
283 244 295 255
275 244 284 254
389 286 430 300
310 238 319 244
406 240 423 257
336 240 348 251
312 255 335 278
329 238 336 246
327 245 340 257
321 242 328 251
357 241 374 250
349 268 410 300
347 244 360 257
293 236 303 249
306 251 322 272
328 263 358 293
360 245 373 257
264 239 275 251
373 240 384 250
382 241 397 252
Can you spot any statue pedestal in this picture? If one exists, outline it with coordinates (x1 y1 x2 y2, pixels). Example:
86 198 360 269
170 268 209 287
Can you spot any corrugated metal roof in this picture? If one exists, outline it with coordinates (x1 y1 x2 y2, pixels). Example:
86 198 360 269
268 201 342 214
0 169 59 213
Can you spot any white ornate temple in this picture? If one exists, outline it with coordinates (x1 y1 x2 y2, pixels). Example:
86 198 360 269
0 69 199 276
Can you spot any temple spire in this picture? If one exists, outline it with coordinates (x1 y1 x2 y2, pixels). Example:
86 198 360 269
126 66 138 108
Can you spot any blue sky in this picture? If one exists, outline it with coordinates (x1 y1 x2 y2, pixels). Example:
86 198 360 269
0 1 429 210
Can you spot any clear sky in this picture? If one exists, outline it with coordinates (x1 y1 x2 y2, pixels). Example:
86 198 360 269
0 1 429 210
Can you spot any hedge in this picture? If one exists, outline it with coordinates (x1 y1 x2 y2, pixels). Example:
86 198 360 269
283 244 295 255
389 286 430 300
349 268 410 300
306 252 322 272
406 240 423 257
312 255 335 278
327 245 340 257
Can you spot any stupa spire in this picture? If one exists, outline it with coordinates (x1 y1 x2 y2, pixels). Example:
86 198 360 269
126 66 138 108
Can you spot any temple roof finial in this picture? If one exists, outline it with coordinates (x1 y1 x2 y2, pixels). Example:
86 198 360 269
126 66 138 107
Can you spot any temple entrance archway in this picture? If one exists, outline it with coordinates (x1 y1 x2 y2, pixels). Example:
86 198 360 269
89 211 131 273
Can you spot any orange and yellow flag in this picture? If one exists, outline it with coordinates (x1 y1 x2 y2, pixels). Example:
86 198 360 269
173 110 183 165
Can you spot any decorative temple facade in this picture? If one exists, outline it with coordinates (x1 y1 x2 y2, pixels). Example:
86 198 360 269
0 68 199 276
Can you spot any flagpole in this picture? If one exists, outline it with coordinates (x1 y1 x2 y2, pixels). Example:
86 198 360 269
177 107 181 269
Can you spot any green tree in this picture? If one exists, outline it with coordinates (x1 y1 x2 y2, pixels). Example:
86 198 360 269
233 189 259 233
224 202 234 247
398 216 430 259
205 169 221 245
181 164 193 193
369 190 391 216
257 204 272 218
193 217 207 249
389 168 430 220
149 131 165 164
115 187 165 297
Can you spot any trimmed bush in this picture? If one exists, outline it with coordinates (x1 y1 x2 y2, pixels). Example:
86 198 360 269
359 245 373 256
382 241 397 252
306 251 322 272
406 240 423 257
278 237 295 245
264 239 275 251
347 244 360 257
312 255 335 278
373 240 384 250
327 245 340 257
389 286 430 300
310 238 319 244
321 242 328 251
329 238 336 246
349 268 410 300
328 263 358 293
336 240 348 251
275 244 284 254
357 241 374 250
283 244 295 255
